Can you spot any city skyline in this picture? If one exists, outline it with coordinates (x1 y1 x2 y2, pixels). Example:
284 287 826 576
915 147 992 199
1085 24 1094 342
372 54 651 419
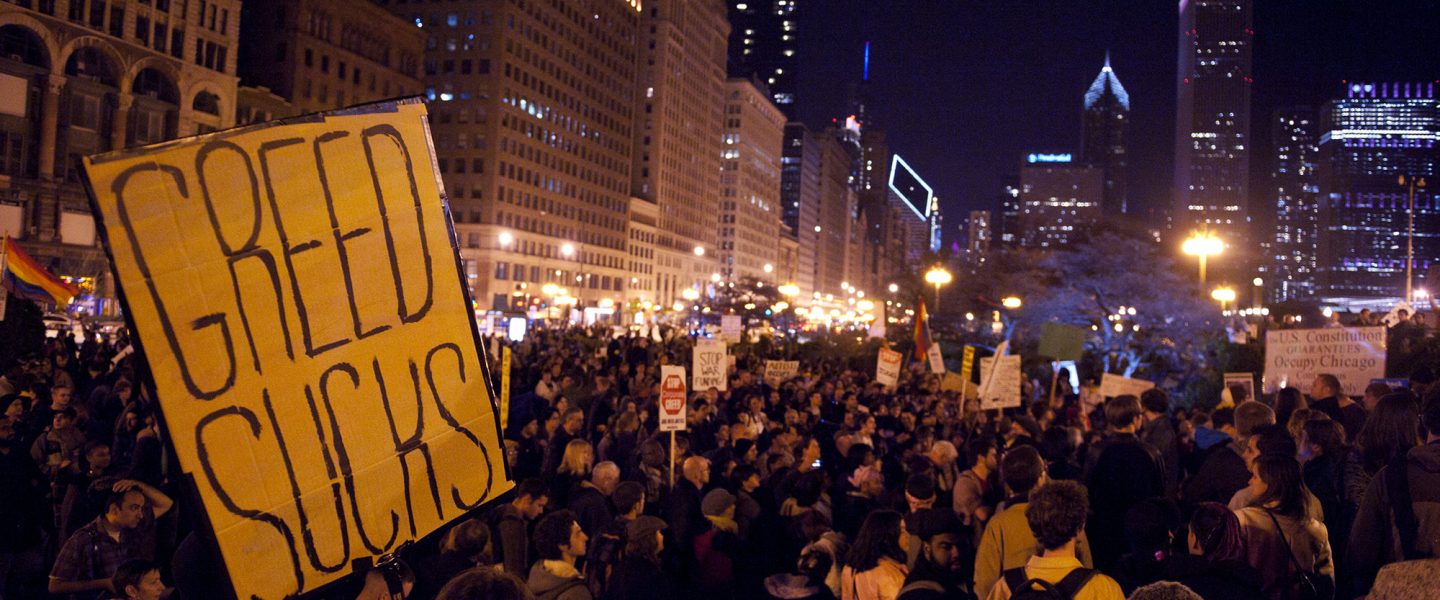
794 0 1440 238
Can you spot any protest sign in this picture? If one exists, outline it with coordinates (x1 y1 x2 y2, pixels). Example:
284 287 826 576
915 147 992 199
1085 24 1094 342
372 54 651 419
720 314 742 343
978 354 1022 409
659 366 687 432
876 348 902 387
1098 372 1156 398
1263 327 1385 395
958 345 976 385
941 372 966 393
765 360 799 384
500 346 512 430
1037 323 1087 362
1223 372 1255 403
81 100 512 599
692 339 728 391
927 342 946 373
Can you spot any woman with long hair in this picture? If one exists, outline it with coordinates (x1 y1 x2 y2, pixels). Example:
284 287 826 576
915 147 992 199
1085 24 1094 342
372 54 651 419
1343 391 1419 508
1234 455 1334 600
549 438 593 509
1164 502 1264 597
1273 387 1307 432
839 510 908 600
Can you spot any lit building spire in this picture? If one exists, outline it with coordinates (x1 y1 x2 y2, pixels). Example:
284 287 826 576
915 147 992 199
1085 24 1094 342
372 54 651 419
1085 52 1130 111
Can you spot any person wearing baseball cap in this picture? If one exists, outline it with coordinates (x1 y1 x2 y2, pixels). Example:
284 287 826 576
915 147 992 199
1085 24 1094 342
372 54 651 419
605 516 671 600
694 489 740 595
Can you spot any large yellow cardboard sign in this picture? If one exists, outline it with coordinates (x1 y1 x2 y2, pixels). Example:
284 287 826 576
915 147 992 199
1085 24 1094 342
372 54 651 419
82 100 512 599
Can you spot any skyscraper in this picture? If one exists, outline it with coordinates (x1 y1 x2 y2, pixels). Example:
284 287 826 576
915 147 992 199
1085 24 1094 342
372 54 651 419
1173 0 1253 273
1315 82 1438 304
1018 155 1104 248
1268 108 1319 303
725 0 798 119
1083 54 1129 215
720 78 786 282
379 0 641 317
636 0 729 305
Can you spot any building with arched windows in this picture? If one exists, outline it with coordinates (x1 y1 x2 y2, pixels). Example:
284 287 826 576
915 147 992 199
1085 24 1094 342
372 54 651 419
0 0 240 313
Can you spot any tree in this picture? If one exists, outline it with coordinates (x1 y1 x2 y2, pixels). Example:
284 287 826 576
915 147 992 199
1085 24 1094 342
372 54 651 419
0 294 45 369
1016 232 1222 381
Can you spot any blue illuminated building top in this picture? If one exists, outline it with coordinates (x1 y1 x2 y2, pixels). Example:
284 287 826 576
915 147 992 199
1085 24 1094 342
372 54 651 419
1027 153 1073 163
1084 54 1130 111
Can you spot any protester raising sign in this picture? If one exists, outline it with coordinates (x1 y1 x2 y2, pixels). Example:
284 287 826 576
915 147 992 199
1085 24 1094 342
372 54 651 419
1098 372 1156 398
765 360 799 384
81 100 513 599
978 354 1022 409
1264 326 1386 395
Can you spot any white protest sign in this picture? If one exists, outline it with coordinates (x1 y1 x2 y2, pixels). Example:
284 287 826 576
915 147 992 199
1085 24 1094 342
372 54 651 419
1263 327 1385 395
927 343 946 373
765 360 799 384
659 365 687 432
1098 372 1156 398
978 355 1022 409
721 314 742 343
692 338 728 391
876 348 903 388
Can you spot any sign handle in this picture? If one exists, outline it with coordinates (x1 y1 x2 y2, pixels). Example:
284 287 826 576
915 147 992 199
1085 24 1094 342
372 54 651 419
668 430 676 490
1047 362 1060 407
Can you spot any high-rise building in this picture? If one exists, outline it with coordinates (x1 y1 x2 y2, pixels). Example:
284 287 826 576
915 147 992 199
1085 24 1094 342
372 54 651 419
1083 54 1129 215
238 0 423 119
966 210 991 265
379 0 641 321
635 0 729 305
1268 108 1319 303
781 122 820 296
996 175 1021 247
1018 155 1103 248
0 0 241 312
725 0 797 119
885 154 934 263
1173 0 1252 270
1315 82 1438 304
720 78 785 282
815 128 854 297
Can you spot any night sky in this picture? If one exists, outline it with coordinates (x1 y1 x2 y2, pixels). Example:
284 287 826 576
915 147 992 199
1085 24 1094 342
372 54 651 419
795 0 1440 243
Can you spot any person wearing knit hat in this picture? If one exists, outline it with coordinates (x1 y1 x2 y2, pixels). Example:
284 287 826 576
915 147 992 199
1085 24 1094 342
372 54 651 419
695 488 740 594
626 515 667 546
836 465 886 540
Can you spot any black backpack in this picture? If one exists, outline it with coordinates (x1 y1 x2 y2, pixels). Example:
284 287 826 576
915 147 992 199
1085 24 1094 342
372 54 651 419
1002 567 1096 600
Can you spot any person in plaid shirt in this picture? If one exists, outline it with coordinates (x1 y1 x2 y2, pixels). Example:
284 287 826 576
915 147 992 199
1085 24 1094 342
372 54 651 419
48 479 171 599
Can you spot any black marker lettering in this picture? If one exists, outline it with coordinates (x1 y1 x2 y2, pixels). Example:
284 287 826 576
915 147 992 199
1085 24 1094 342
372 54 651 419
317 363 399 554
313 132 388 342
424 343 493 510
361 125 434 324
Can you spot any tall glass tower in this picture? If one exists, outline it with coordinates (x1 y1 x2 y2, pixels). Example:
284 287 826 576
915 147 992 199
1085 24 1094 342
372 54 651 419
1083 54 1130 216
726 0 798 119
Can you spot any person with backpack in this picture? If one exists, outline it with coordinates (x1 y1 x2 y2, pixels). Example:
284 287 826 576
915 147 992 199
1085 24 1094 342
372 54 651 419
984 480 1123 600
1346 388 1440 598
1234 455 1334 600
974 445 1094 599
897 510 973 599
488 479 550 577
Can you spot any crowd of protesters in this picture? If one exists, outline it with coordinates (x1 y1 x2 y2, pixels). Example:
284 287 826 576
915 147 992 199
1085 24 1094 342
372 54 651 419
2 322 1439 600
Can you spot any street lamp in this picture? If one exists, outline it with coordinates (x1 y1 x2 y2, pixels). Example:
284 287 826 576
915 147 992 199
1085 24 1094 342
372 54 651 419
693 246 705 257
1211 287 1237 311
681 288 700 301
923 266 953 308
498 230 514 247
888 283 899 294
1001 296 1023 309
778 283 799 298
560 243 575 257
1182 230 1224 286
1252 277 1263 309
1400 175 1427 303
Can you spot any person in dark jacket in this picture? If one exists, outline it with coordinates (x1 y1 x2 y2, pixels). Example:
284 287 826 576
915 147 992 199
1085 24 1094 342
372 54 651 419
1309 373 1367 442
543 407 586 477
1139 389 1181 495
1082 395 1165 572
568 461 619 539
1183 401 1274 512
604 515 671 600
897 509 970 599
488 479 549 577
1347 388 1440 597
693 488 741 598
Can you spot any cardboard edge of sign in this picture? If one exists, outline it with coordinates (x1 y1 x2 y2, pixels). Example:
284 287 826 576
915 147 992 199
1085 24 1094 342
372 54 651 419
79 96 514 600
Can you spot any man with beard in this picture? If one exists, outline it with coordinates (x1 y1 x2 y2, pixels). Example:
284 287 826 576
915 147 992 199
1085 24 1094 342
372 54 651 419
899 510 971 599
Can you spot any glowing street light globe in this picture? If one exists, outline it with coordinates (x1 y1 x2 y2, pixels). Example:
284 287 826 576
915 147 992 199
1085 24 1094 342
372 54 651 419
681 288 700 301
498 231 514 247
924 268 952 286
1210 288 1237 303
1001 296 1023 309
1182 234 1224 257
778 283 800 297
560 243 576 257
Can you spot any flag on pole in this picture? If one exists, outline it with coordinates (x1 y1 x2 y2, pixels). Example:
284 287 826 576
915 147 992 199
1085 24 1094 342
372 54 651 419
914 295 933 360
2 238 79 305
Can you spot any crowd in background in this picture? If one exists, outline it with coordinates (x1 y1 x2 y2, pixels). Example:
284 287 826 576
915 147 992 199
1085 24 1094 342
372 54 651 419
1 323 1438 600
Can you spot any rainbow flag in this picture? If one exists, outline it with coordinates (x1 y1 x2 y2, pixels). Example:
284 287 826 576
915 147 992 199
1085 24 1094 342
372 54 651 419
2 238 79 305
914 295 932 360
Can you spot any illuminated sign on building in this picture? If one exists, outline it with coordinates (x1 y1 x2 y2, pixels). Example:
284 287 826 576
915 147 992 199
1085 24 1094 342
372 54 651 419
888 154 933 220
1027 153 1073 163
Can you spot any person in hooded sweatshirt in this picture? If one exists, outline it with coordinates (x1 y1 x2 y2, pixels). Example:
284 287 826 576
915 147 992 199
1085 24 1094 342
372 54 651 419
526 510 592 600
